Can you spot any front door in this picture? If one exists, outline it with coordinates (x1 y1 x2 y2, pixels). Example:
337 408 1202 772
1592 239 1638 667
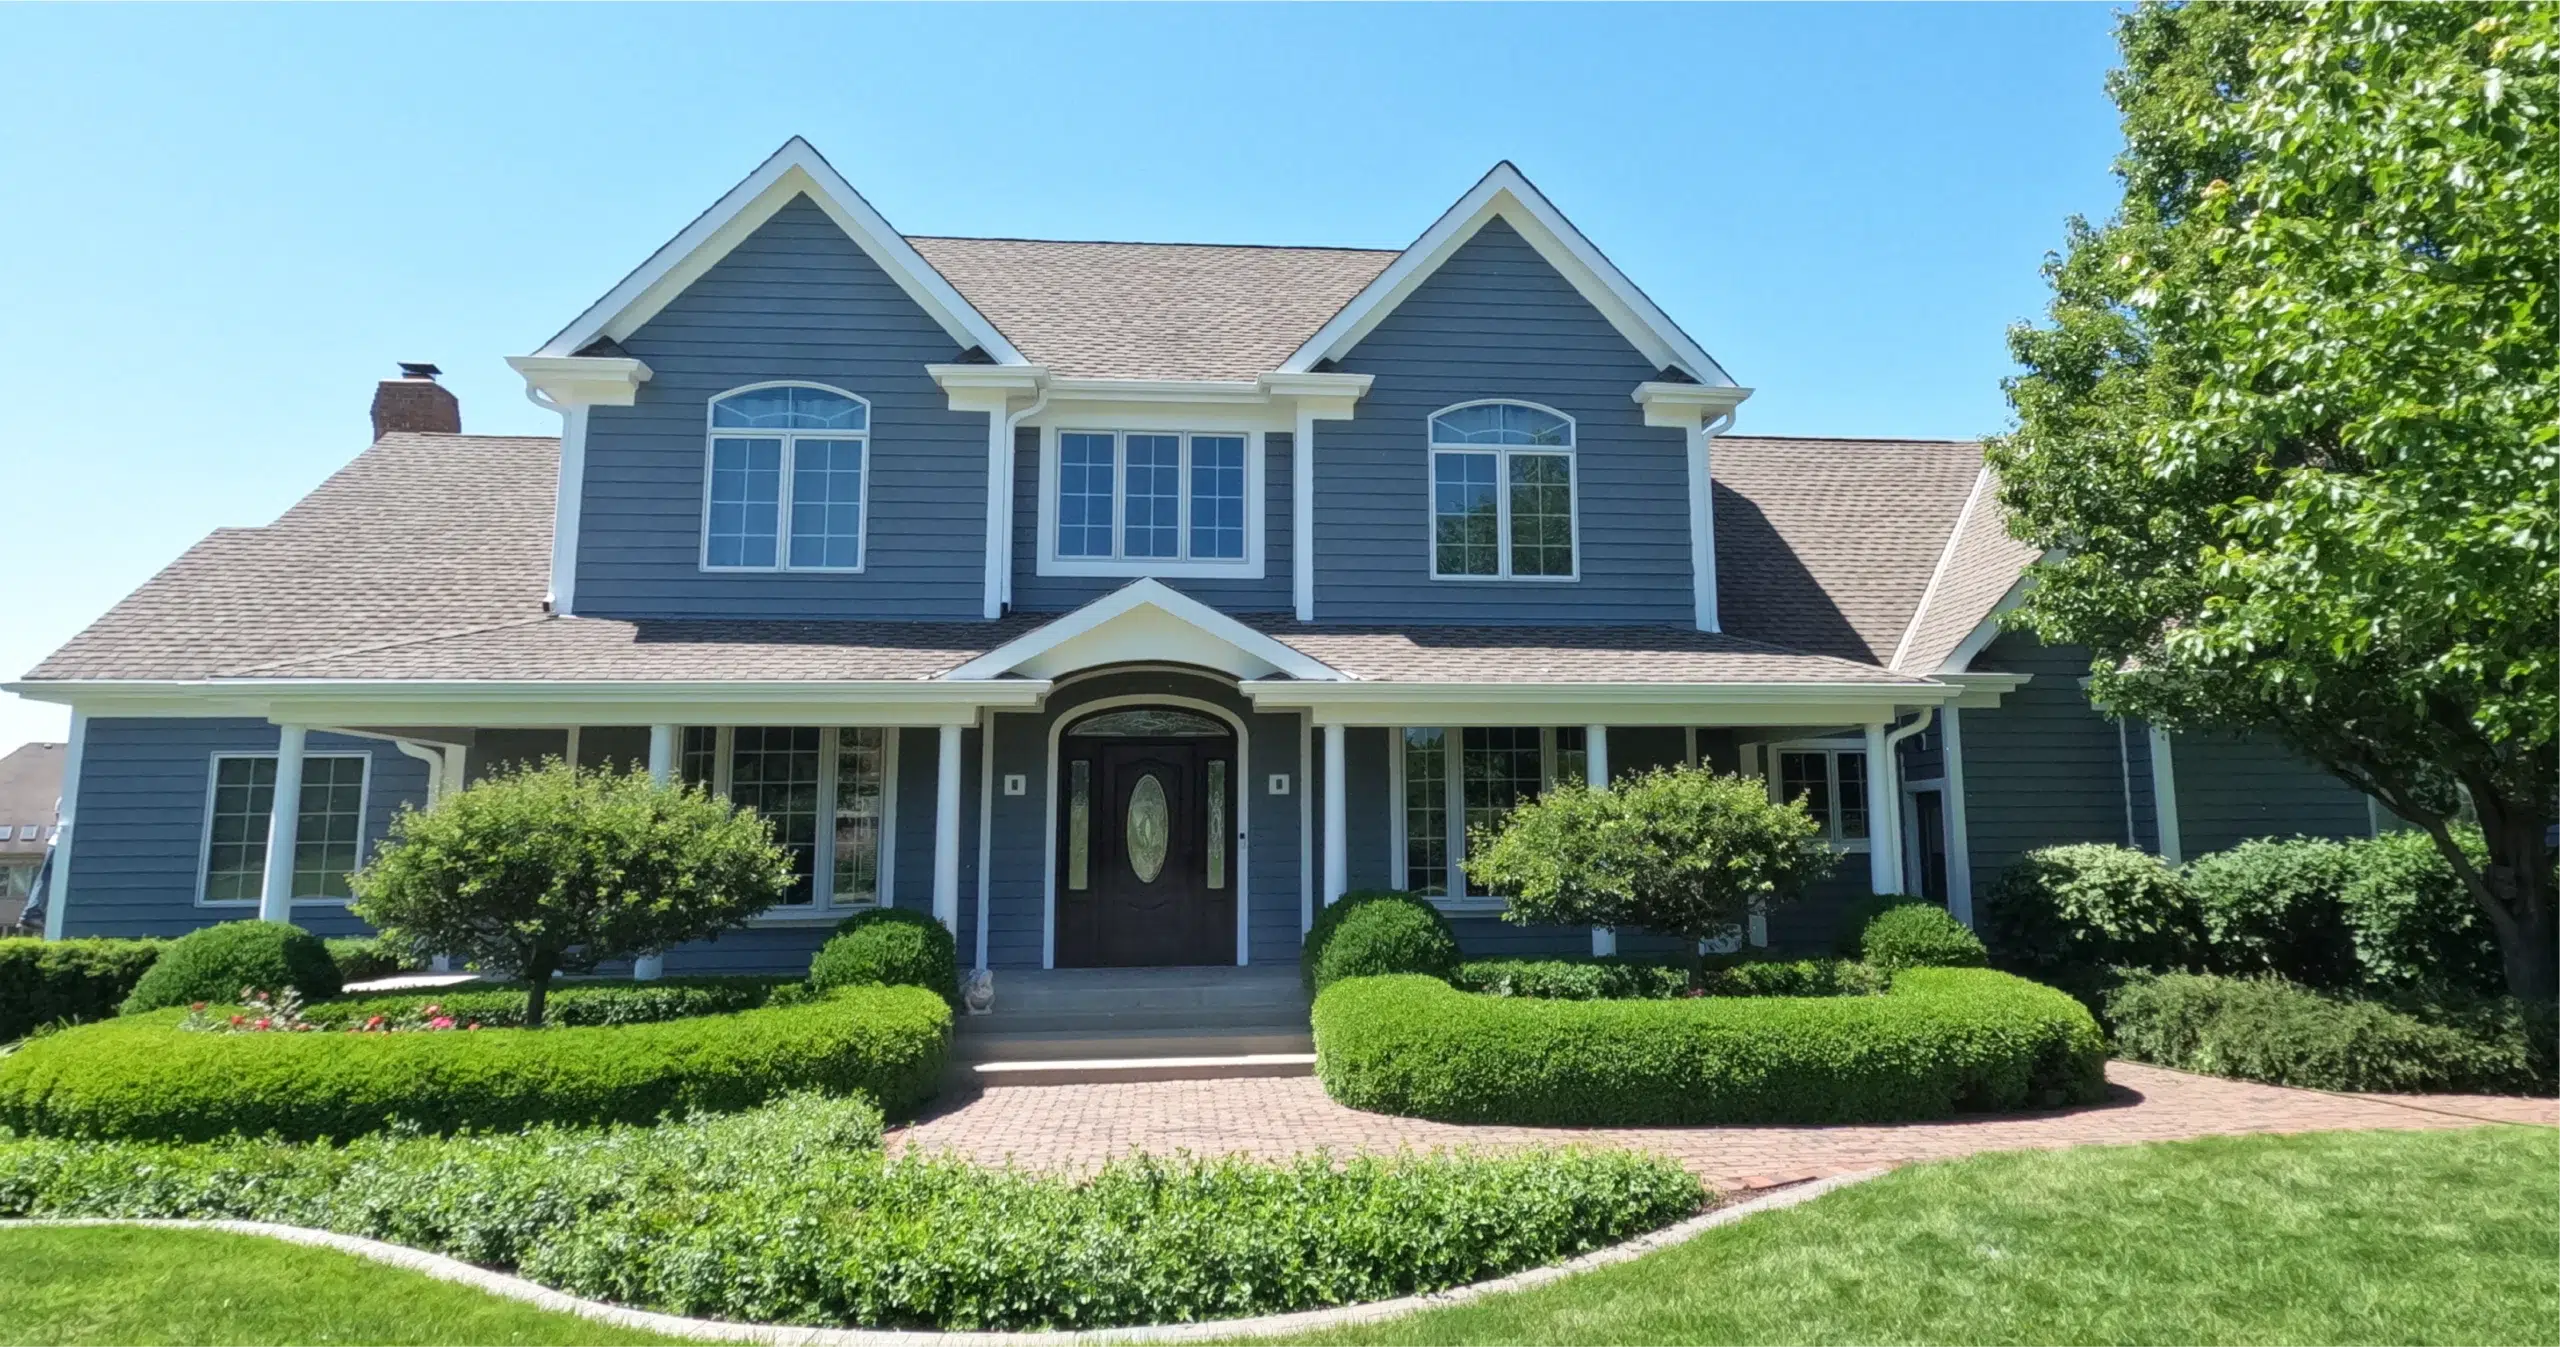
1056 707 1237 967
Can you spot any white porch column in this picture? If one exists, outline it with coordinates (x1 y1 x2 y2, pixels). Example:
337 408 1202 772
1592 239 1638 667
1941 707 1975 927
1863 721 1897 894
259 724 308 923
932 723 965 931
2147 724 2184 865
1321 722 1348 904
1586 725 1614 957
40 712 87 940
633 724 677 982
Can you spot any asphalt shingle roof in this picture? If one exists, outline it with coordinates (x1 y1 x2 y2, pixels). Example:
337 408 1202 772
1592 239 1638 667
24 431 2034 688
908 237 1395 382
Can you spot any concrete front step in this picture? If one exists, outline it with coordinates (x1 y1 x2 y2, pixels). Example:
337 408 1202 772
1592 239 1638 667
965 1053 1316 1088
961 1005 1309 1036
955 1026 1315 1064
982 968 1309 1015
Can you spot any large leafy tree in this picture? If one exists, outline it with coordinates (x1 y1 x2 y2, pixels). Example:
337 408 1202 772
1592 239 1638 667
351 762 795 1026
1990 2 2557 997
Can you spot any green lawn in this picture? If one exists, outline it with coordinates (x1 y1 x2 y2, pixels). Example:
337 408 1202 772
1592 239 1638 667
3 1127 2550 1346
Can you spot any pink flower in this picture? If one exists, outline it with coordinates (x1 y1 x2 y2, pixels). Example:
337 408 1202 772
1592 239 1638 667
253 1018 272 1031
365 1015 385 1030
427 1016 455 1030
465 1022 480 1031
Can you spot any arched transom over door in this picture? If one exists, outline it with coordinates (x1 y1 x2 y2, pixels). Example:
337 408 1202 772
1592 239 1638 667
1056 707 1237 967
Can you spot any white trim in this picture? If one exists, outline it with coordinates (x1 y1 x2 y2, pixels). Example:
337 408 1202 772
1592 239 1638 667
1425 400 1582 583
506 355 651 410
2117 719 2140 849
258 726 308 921
1877 708 1936 896
1682 411 1735 633
203 744 370 910
946 578 1347 683
1764 738 1877 855
1863 722 1894 894
698 383 872 574
1034 427 1266 579
1586 724 1612 958
536 138 1024 364
1320 722 1347 906
1298 712 1314 933
8 680 1048 727
1894 467 1993 671
975 710 996 970
932 724 965 932
1935 550 2060 674
1941 705 1974 925
1041 693 1251 969
2147 724 2183 865
549 405 589 614
40 712 85 940
1281 162 1736 386
1293 406 1317 622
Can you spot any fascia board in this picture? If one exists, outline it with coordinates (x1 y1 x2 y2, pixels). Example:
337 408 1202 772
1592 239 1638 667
945 579 1346 682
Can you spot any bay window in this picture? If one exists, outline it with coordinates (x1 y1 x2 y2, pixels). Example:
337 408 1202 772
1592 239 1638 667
1428 401 1577 580
1396 726 1588 902
676 726 894 913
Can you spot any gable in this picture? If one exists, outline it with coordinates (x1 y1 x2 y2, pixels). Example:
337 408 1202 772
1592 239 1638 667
1339 217 1653 370
535 138 1021 364
1285 163 1735 387
627 194 966 355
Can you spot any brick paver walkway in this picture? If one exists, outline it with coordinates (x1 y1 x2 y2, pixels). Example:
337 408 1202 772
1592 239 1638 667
893 1063 2556 1192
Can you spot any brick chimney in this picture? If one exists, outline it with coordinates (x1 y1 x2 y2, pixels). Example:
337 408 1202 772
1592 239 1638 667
371 362 460 438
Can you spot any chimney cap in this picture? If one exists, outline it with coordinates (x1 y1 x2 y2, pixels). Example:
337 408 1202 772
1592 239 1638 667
396 362 443 381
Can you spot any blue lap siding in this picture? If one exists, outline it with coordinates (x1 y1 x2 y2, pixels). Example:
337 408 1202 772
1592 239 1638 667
60 718 430 940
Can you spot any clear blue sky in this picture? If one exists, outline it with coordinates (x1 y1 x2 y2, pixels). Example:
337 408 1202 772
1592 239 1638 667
0 2 2127 753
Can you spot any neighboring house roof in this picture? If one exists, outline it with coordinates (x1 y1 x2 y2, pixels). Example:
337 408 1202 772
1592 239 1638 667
0 742 64 858
1712 436 2019 667
22 428 2029 688
909 238 1395 383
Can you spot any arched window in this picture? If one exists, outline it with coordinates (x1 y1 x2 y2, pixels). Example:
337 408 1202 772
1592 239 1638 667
702 383 870 571
1427 401 1576 579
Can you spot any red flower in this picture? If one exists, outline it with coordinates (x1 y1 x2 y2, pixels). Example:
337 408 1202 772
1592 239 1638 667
189 1002 208 1012
253 1018 272 1031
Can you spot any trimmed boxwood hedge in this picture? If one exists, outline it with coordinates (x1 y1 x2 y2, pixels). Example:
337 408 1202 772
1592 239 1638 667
810 907 961 1009
303 975 802 1030
121 921 342 1014
1314 968 2106 1125
0 985 949 1142
1302 890 1460 991
0 938 163 1042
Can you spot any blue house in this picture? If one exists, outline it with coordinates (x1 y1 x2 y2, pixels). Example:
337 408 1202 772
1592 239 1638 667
15 140 2380 976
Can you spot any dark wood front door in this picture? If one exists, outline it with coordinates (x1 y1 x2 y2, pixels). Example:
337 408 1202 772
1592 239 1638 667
1056 731 1236 967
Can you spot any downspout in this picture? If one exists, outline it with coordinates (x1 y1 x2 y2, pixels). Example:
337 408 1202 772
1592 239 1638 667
998 390 1051 610
391 739 446 802
1879 707 1936 895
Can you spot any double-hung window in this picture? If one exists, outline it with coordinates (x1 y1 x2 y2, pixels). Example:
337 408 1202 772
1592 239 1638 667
1428 401 1577 580
676 726 893 913
1396 726 1588 903
1772 745 1870 849
199 752 370 904
703 383 870 572
1047 430 1254 572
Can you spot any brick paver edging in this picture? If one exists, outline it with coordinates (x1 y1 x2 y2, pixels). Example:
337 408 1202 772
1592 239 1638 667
1 1175 1884 1346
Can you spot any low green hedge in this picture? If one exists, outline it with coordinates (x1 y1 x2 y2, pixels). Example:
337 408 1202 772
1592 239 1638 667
0 939 163 1042
2107 971 2554 1095
1448 957 1887 1000
0 985 949 1142
0 1093 1703 1331
1315 968 2106 1125
304 975 801 1029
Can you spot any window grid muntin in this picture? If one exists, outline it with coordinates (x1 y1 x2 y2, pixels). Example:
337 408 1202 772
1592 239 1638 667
702 384 870 573
1396 726 1587 903
1051 430 1253 564
1773 746 1871 848
729 727 824 905
1400 729 1449 896
1427 402 1577 581
831 728 887 907
200 752 369 905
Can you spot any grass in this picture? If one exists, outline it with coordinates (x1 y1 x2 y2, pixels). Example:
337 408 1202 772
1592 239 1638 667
3 1127 2549 1346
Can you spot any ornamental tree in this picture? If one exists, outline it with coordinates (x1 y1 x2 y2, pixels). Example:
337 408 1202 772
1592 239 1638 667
1988 2 2558 998
349 761 795 1026
1467 766 1835 988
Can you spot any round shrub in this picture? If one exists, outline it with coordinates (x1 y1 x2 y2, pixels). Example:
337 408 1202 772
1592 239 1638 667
2341 829 2503 996
1859 902 1989 974
1978 844 2200 987
1314 969 2106 1125
120 921 340 1014
0 985 950 1142
2184 837 2361 988
810 907 960 1009
1302 890 1459 992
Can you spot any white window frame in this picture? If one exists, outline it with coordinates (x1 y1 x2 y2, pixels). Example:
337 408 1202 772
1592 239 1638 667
195 750 372 907
1767 738 1872 852
1036 425 1266 578
1425 399 1582 583
1389 726 1586 911
693 726 901 924
698 381 872 574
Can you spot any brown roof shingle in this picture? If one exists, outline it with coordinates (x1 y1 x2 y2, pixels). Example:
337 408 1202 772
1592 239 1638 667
908 237 1394 382
1892 468 2040 673
1253 622 1930 685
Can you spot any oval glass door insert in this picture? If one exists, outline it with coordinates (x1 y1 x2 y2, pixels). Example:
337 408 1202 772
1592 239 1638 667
1126 773 1169 882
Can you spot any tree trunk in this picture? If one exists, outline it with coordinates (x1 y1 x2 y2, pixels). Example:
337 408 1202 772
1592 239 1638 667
1689 941 1709 994
523 952 556 1029
2417 810 2556 1004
